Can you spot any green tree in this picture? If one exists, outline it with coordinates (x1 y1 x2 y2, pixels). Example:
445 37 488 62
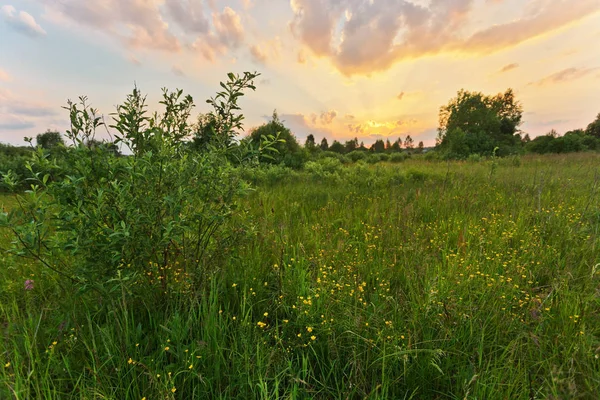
437 88 523 158
404 135 414 150
344 137 359 153
36 130 65 149
320 137 329 151
190 113 220 150
586 113 600 138
417 141 424 153
248 110 306 168
371 139 385 153
329 140 345 154
305 134 316 149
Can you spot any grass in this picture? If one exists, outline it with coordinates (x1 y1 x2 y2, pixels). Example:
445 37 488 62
1 153 600 399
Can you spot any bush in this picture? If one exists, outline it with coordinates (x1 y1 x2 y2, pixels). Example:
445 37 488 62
390 152 408 163
1 72 272 306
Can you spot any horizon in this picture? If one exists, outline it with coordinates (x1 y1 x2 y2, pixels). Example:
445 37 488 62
1 0 599 148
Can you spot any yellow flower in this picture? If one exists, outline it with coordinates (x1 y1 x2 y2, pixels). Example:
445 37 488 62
306 327 313 333
164 346 170 351
232 283 237 287
283 319 289 323
257 321 266 328
4 362 10 368
128 358 133 364
311 336 316 341
263 312 268 317
171 387 177 393
189 364 193 369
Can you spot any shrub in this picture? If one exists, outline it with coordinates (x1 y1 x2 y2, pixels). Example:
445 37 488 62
1 72 274 306
390 152 408 163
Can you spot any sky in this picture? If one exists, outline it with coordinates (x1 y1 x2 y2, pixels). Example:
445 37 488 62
1 0 600 148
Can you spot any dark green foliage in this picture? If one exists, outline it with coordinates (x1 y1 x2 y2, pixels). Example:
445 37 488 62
586 112 600 138
370 139 385 153
526 129 600 154
437 88 523 158
35 130 65 149
319 137 329 151
247 110 308 168
328 140 345 154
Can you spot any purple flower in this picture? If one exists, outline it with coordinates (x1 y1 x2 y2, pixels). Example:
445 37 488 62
24 279 34 291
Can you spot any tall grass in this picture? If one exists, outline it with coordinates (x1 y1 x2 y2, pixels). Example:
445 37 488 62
2 153 600 399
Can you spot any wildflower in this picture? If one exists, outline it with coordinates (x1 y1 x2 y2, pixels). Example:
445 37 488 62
263 312 268 317
171 387 177 393
257 321 266 328
311 336 316 341
24 279 34 291
164 346 170 351
232 283 237 287
306 327 313 333
4 362 10 368
188 364 193 369
128 358 133 364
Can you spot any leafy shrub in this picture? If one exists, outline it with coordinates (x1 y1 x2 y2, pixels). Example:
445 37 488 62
1 72 274 305
347 150 367 162
390 152 408 163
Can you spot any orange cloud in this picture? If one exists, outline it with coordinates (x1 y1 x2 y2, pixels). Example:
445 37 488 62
529 67 600 86
289 0 600 77
499 63 519 73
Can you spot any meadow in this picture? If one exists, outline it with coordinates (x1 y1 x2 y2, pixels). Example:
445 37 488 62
1 152 599 399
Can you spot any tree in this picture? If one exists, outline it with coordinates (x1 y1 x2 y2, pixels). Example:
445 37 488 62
404 135 414 150
385 139 392 152
329 140 345 154
436 88 523 158
305 134 316 149
320 137 329 151
36 130 64 149
586 113 600 138
190 113 220 150
417 141 424 153
344 137 359 153
371 139 385 153
248 110 306 168
391 138 402 152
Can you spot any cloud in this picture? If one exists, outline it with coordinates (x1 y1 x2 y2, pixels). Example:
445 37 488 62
0 68 11 82
249 37 282 65
172 65 185 76
128 55 142 66
319 110 337 124
289 0 600 76
499 63 519 73
345 114 355 120
0 88 59 133
241 0 254 10
36 0 180 52
165 0 209 35
191 6 245 61
1 5 46 37
249 44 268 64
297 49 307 64
0 115 36 131
0 89 58 118
276 113 332 141
529 67 600 86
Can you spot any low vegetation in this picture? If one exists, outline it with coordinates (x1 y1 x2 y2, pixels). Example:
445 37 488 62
1 73 599 399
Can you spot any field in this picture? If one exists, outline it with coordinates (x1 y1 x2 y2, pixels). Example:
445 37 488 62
1 153 600 399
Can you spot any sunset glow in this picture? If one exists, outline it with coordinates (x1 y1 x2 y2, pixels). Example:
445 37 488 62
1 0 599 146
